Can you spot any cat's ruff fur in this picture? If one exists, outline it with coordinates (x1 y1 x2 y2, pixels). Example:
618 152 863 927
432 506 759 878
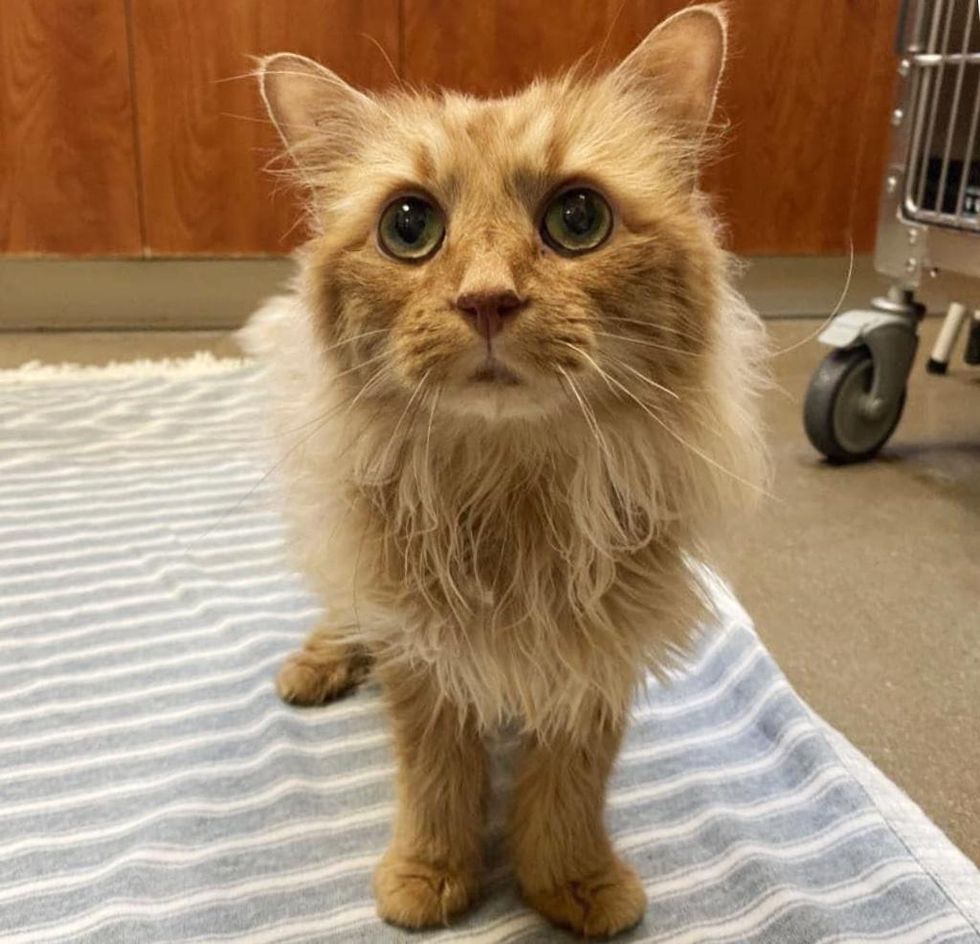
245 4 768 935
245 277 764 738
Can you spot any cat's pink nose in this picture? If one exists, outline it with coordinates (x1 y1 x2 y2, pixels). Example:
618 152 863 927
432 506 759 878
455 290 524 342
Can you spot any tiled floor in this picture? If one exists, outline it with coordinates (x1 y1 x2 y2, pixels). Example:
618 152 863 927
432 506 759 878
2 319 978 862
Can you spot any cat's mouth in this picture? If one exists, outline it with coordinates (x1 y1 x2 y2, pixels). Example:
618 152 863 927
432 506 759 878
469 360 521 386
449 354 556 420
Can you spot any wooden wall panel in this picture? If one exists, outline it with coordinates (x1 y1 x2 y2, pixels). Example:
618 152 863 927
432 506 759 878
403 0 684 98
0 0 142 255
402 0 897 255
129 0 399 255
852 0 903 251
0 0 904 258
704 0 887 254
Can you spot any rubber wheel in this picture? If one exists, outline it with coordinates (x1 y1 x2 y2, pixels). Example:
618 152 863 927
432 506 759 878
803 346 906 464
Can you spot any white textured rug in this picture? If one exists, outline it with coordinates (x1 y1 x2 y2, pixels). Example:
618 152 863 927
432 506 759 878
0 357 977 943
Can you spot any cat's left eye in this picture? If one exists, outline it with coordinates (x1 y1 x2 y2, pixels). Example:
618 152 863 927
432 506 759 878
378 195 445 262
540 187 613 255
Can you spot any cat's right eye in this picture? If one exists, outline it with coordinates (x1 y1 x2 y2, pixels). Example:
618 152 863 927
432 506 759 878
378 195 445 262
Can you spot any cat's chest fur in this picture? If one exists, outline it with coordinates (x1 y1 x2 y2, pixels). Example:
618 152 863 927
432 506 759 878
245 295 752 735
331 430 703 734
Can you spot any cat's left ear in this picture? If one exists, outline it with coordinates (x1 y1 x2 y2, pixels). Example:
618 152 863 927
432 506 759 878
615 4 727 142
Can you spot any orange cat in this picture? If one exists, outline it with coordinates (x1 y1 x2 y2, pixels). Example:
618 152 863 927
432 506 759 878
245 5 767 936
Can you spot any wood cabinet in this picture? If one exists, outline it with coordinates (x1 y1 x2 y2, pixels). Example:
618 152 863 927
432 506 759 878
0 0 900 257
700 0 899 254
403 0 901 255
129 0 398 254
0 0 142 254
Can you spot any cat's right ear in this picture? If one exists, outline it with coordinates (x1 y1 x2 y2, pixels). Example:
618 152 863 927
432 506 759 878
257 53 372 164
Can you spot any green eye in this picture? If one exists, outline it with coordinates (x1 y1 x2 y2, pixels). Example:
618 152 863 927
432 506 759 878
378 195 445 261
541 187 613 255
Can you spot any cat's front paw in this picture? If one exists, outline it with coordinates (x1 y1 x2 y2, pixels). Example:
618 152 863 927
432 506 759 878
373 850 479 928
275 643 370 706
522 858 646 938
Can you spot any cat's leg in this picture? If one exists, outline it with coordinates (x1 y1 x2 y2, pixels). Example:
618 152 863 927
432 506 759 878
276 621 372 705
510 713 646 937
373 663 488 928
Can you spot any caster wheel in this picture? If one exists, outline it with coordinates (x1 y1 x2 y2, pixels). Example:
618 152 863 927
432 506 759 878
804 346 906 464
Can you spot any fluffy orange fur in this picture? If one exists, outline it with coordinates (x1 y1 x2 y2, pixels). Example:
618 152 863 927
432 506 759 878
245 5 767 936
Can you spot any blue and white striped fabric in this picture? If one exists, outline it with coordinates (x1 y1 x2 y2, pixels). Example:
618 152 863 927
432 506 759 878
1 357 977 944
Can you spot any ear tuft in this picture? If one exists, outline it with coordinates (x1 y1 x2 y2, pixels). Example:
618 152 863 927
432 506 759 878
616 4 727 141
257 53 371 160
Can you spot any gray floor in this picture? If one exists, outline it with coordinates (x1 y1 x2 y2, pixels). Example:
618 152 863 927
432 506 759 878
1 319 978 863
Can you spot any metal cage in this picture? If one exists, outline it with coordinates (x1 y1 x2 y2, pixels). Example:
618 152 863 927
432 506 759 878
903 0 980 231
878 0 980 293
803 0 980 464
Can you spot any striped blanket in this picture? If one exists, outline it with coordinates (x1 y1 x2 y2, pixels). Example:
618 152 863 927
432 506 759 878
0 357 977 944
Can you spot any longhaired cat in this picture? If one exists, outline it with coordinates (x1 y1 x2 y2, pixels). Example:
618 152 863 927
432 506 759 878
245 5 767 937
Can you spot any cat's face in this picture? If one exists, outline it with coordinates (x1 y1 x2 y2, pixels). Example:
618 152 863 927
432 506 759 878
261 7 726 423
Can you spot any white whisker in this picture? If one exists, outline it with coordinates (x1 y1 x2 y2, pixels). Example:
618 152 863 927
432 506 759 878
563 344 771 500
772 239 855 357
343 363 392 418
602 316 707 345
371 370 431 481
423 389 440 472
613 361 683 402
330 351 389 383
320 328 388 355
593 330 702 357
563 343 680 402
557 367 612 465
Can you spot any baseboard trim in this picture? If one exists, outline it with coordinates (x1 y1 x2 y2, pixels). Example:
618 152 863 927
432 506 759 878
737 255 892 318
0 255 892 331
0 259 294 331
